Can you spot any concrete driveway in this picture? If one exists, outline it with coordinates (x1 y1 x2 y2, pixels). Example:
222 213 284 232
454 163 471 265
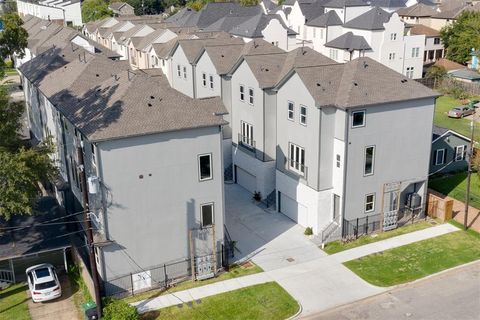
27 273 79 320
224 183 326 271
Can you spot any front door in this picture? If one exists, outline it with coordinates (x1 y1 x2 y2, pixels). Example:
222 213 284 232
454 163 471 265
333 194 340 222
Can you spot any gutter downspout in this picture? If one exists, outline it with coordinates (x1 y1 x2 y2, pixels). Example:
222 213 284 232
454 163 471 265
340 110 349 237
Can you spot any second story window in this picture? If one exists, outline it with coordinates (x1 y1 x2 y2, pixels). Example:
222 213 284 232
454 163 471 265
177 65 181 77
454 145 466 161
390 33 397 40
300 105 307 125
336 154 341 168
411 47 419 58
352 110 365 128
248 88 254 105
389 53 395 60
209 75 214 90
183 66 187 79
198 154 212 181
434 37 440 45
289 143 305 176
202 72 207 87
240 121 254 148
364 146 375 176
240 85 245 102
288 101 294 120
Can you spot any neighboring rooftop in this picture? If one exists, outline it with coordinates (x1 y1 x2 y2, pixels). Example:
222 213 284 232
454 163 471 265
410 23 440 37
367 0 407 8
343 6 392 30
294 57 438 108
306 10 343 27
325 32 372 51
396 3 438 17
449 69 480 81
434 58 465 71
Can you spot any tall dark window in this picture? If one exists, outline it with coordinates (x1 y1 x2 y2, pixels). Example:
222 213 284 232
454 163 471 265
198 154 212 181
364 146 375 176
201 203 214 227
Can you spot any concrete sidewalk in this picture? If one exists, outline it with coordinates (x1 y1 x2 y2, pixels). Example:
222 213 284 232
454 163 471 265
133 223 460 316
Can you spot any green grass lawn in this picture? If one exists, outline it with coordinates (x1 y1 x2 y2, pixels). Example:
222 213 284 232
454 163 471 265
0 284 31 320
429 172 480 209
139 282 299 320
125 263 263 304
434 95 480 142
344 226 480 287
323 220 437 255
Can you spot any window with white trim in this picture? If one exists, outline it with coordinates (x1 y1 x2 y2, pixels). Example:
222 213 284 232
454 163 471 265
248 87 254 105
352 110 365 128
329 48 338 60
198 154 212 181
390 33 397 40
183 66 187 79
240 121 254 147
289 143 305 175
288 101 294 120
389 53 395 60
202 72 207 87
434 148 445 165
336 154 341 168
239 85 245 102
406 67 414 79
411 47 420 58
364 146 375 176
201 203 214 227
365 194 375 212
177 64 181 77
320 28 324 39
300 105 307 125
209 75 214 90
454 145 466 161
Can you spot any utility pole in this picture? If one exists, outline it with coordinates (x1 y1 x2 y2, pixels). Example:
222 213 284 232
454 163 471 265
464 112 475 230
77 144 103 319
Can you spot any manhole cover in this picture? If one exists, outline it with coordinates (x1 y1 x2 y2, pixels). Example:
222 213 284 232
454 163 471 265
286 258 295 262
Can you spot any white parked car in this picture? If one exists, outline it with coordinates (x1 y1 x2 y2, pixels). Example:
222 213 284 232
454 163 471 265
26 264 62 302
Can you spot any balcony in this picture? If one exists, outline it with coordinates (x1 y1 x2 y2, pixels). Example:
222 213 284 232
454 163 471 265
238 133 256 153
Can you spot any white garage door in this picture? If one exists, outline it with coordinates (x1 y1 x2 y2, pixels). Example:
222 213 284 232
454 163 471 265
279 193 308 226
236 166 256 194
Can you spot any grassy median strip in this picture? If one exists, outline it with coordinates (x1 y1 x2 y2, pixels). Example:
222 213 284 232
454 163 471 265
125 262 263 304
0 283 31 320
139 282 299 320
323 221 436 255
344 227 480 287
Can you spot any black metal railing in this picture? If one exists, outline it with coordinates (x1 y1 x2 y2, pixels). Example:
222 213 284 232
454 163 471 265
238 133 255 151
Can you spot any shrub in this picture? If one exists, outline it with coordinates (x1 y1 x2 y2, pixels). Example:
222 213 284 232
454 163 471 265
103 298 138 320
304 227 313 236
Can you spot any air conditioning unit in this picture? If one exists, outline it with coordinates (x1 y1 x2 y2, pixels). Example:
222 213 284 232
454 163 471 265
406 193 421 209
87 176 99 194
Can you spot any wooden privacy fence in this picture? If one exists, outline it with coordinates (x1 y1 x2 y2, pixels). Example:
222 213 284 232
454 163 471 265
427 192 454 221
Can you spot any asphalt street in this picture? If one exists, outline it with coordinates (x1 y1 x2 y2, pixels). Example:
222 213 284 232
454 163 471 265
305 261 480 320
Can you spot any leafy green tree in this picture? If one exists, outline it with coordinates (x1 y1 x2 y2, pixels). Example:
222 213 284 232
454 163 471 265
0 14 58 220
0 14 28 62
239 0 259 6
426 65 447 81
440 11 480 64
81 0 113 23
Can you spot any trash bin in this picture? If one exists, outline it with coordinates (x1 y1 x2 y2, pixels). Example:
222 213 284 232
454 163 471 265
82 301 98 320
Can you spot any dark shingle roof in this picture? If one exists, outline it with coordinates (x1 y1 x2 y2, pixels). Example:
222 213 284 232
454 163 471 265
299 0 327 21
432 125 449 140
202 44 246 75
306 10 343 27
324 32 372 50
367 0 406 8
324 0 368 8
294 57 438 108
343 7 392 30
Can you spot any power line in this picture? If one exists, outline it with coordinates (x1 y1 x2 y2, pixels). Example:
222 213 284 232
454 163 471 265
0 209 87 232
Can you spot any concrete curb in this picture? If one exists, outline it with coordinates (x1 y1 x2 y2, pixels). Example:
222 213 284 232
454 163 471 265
305 260 480 318
286 300 303 320
388 259 480 290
